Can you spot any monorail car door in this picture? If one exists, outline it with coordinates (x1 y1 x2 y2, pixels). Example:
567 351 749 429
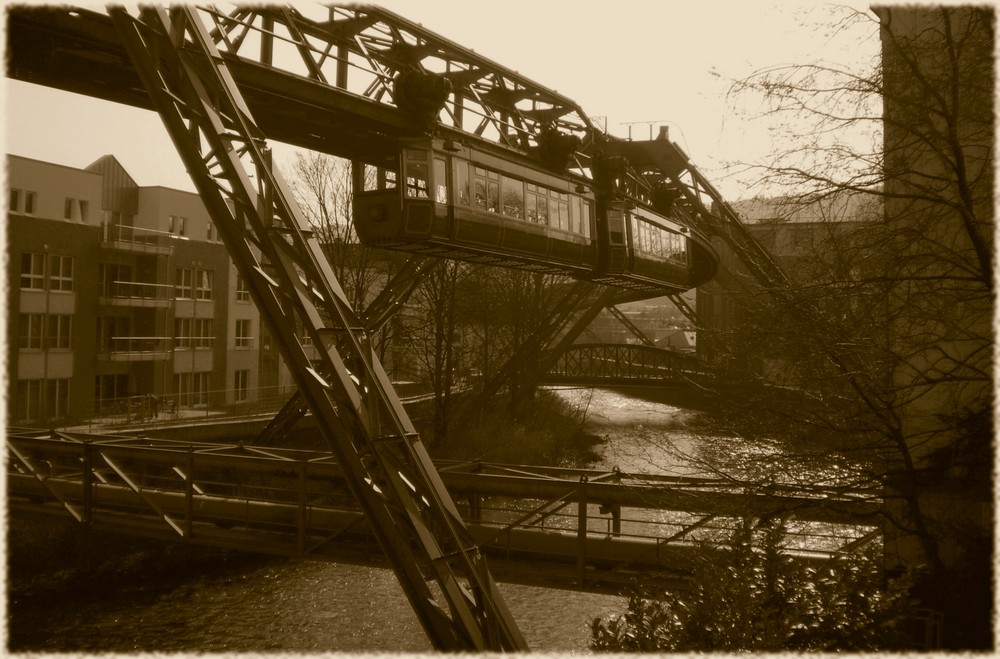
401 147 434 238
352 161 402 245
430 154 449 238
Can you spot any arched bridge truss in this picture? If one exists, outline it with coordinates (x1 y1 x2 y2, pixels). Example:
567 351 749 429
544 343 711 386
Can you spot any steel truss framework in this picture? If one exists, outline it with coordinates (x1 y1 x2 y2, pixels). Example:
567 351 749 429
10 4 766 227
545 343 711 385
107 6 523 651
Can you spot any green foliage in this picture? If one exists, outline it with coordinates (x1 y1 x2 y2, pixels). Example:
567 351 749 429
434 389 602 466
590 518 913 652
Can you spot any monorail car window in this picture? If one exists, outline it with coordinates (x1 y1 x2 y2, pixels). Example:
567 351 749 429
473 167 499 212
608 208 625 244
572 197 592 239
535 193 548 224
501 175 524 219
360 164 396 192
668 232 686 263
362 164 379 192
434 158 448 203
453 159 470 205
556 192 569 231
405 150 430 199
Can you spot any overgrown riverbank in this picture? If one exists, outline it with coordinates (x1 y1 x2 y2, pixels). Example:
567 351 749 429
431 388 604 465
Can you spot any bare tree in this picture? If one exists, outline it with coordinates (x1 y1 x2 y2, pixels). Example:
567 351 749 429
401 259 474 442
289 152 406 359
681 5 993 648
289 152 387 311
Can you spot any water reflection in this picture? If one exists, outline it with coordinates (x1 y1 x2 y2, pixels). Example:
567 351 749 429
10 557 622 653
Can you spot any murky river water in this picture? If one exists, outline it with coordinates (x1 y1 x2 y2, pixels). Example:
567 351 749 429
6 387 789 653
10 558 625 653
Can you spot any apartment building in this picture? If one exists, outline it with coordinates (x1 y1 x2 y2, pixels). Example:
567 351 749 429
7 153 269 427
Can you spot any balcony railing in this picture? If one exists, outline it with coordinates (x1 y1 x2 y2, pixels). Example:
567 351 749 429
173 336 217 349
99 280 174 307
99 336 172 361
101 223 177 255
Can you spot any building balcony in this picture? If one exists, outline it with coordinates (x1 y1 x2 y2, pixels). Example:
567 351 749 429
98 336 172 362
100 223 176 256
173 337 217 350
98 280 174 308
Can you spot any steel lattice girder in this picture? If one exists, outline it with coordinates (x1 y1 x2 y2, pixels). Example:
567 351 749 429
107 6 524 651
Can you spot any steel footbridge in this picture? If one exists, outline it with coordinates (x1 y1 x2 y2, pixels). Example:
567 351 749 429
7 4 817 651
9 428 881 594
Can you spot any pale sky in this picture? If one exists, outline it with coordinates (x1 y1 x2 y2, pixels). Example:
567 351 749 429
3 1 883 201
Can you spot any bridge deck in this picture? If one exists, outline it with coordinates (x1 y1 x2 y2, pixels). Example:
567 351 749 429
9 429 881 593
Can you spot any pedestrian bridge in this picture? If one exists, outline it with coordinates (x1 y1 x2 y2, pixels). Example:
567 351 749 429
8 427 881 594
543 343 711 387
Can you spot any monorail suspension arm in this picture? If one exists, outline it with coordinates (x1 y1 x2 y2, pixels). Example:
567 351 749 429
108 5 525 651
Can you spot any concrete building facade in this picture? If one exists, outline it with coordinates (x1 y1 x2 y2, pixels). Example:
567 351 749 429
7 153 275 427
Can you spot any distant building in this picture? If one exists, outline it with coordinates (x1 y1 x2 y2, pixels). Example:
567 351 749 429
695 189 881 377
7 153 284 427
657 329 696 353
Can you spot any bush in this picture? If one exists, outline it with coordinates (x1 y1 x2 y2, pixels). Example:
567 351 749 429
591 517 914 652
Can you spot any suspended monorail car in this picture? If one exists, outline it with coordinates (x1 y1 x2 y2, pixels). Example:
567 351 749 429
352 138 717 293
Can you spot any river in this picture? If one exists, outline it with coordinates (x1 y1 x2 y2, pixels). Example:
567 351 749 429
6 387 756 653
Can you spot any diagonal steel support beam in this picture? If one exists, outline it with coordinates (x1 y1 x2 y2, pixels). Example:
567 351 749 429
256 255 441 445
108 6 524 651
606 304 656 347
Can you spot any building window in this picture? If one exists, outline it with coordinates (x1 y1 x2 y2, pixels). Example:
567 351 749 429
16 380 44 422
236 276 251 302
207 221 214 241
173 372 211 407
168 215 188 236
235 319 252 349
18 314 44 350
193 372 210 405
94 374 129 413
175 318 213 349
49 255 74 291
46 379 70 418
173 373 188 406
195 269 213 300
48 315 72 349
195 318 214 348
234 369 249 402
20 252 45 290
96 316 131 353
10 189 36 214
175 268 193 299
63 198 89 222
174 317 192 349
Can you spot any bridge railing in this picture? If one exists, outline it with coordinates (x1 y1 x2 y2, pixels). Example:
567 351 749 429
8 431 882 591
